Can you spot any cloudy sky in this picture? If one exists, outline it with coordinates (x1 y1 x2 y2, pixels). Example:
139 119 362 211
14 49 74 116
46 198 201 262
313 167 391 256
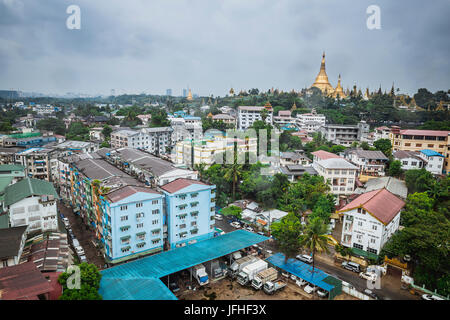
0 0 449 97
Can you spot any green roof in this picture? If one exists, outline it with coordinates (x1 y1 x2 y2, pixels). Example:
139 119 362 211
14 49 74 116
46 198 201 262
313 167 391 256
351 247 379 260
4 178 59 207
0 164 25 172
0 177 14 194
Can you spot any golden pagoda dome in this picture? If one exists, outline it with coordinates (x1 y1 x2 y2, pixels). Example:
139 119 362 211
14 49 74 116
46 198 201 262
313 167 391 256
436 101 445 111
332 74 346 99
311 52 335 95
187 88 193 101
207 112 213 118
291 101 297 112
264 101 273 110
229 87 235 95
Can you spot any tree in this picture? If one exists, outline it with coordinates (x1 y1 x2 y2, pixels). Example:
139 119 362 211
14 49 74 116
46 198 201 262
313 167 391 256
58 263 102 300
150 109 170 127
223 148 244 201
300 216 330 274
271 213 303 263
405 169 434 194
374 139 392 157
66 121 89 141
193 163 207 181
102 125 112 139
36 118 66 135
221 205 242 220
388 160 403 177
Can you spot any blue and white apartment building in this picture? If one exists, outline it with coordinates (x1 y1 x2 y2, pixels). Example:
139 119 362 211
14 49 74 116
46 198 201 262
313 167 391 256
102 186 165 263
160 178 216 249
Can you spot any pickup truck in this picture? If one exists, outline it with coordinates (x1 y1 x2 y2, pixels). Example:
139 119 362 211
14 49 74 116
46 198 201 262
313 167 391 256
359 271 377 282
304 284 318 294
263 280 287 295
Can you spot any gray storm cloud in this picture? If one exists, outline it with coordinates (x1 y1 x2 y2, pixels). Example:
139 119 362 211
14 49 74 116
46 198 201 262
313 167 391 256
0 0 449 96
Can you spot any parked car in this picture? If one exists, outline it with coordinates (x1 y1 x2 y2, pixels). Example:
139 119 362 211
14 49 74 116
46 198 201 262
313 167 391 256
295 279 308 287
281 272 290 278
214 214 223 221
79 255 87 263
304 285 317 294
169 279 180 293
422 294 444 301
245 226 254 232
317 289 328 298
257 231 265 236
290 274 297 281
364 289 380 300
75 246 85 256
359 271 377 282
296 254 313 264
230 221 241 228
62 217 70 228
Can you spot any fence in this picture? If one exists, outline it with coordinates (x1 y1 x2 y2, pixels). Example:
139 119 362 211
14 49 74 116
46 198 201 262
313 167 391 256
341 282 372 300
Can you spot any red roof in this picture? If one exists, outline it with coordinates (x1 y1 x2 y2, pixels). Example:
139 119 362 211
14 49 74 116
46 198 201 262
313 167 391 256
0 262 53 300
338 189 405 225
160 178 210 193
400 129 449 137
106 185 161 203
311 150 342 160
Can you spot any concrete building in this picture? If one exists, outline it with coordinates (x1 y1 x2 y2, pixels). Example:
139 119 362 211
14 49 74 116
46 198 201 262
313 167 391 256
174 136 257 167
280 151 312 167
319 121 370 146
237 105 273 130
418 149 445 175
374 126 391 141
102 185 165 264
160 178 216 249
211 114 236 127
389 128 450 174
54 140 99 156
338 189 405 256
14 147 57 181
3 178 59 233
296 109 326 133
393 150 425 171
343 149 388 181
110 127 173 156
0 226 28 268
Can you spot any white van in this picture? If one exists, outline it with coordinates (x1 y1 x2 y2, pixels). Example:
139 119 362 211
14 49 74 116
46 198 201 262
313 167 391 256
342 261 361 273
296 254 313 264
72 238 80 248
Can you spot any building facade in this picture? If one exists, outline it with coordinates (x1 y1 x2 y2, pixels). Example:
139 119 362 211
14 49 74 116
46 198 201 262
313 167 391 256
110 128 173 156
237 105 273 130
319 121 370 147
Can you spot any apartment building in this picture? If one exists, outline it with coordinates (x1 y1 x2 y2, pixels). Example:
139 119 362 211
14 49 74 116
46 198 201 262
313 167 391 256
319 121 370 146
3 178 59 233
237 105 273 130
418 149 445 175
110 127 173 156
175 136 257 167
97 147 197 187
390 128 450 174
373 126 391 141
338 189 405 256
273 110 296 127
160 178 216 249
211 114 236 127
343 149 388 180
14 147 57 181
312 151 358 197
102 185 165 264
296 110 326 133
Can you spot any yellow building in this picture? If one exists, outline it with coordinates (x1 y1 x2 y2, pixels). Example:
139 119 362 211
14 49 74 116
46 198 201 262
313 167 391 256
390 127 450 174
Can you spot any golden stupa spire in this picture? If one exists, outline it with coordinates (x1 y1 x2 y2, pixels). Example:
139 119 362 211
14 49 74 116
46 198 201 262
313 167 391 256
187 88 193 101
291 101 297 112
311 52 334 95
332 74 346 99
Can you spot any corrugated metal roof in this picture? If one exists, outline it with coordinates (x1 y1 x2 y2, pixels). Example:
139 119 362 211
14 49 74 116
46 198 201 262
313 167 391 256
317 158 358 169
4 178 58 207
160 178 210 194
99 230 269 300
99 278 177 300
105 185 161 203
266 253 337 292
311 150 342 160
420 149 444 157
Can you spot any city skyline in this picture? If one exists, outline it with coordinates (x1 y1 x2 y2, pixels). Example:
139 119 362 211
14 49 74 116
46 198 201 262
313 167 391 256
0 0 449 97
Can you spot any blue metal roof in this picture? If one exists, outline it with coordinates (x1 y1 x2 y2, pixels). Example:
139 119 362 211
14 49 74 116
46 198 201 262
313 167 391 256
420 149 444 157
100 278 177 300
266 253 335 292
99 230 269 300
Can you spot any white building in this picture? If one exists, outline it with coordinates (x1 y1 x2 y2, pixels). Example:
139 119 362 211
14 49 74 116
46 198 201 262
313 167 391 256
296 109 326 133
343 149 388 178
110 127 173 155
3 178 59 233
175 136 257 167
338 188 405 255
418 149 445 175
312 151 358 197
237 105 273 130
319 121 370 146
393 150 425 170
374 126 391 141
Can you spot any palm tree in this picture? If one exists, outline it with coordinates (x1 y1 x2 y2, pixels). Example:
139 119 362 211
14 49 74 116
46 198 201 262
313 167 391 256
300 216 330 275
223 147 243 201
194 163 207 181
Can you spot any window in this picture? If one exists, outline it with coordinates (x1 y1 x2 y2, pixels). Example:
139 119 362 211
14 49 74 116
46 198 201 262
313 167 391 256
120 205 128 211
152 209 159 215
411 161 417 166
121 246 131 253
121 216 128 221
152 200 158 205
358 221 363 226
152 239 161 245
405 143 411 147
137 223 144 228
372 225 377 230
353 243 363 250
136 202 143 208
370 238 376 244
416 143 422 147
152 219 159 225
136 242 146 248
402 161 408 166
180 224 186 229
136 212 145 219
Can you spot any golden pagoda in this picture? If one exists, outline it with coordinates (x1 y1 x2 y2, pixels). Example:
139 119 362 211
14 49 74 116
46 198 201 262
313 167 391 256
187 88 193 101
332 74 346 99
291 101 297 112
264 101 273 110
436 101 445 111
229 87 235 96
207 112 213 118
311 52 335 95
